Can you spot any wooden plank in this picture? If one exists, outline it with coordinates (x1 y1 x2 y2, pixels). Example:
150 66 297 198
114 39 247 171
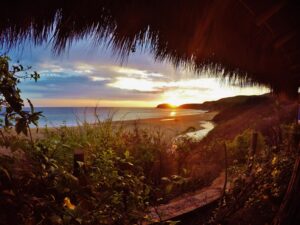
145 172 227 223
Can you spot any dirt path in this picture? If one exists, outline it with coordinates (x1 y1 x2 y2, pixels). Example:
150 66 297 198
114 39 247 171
147 172 226 223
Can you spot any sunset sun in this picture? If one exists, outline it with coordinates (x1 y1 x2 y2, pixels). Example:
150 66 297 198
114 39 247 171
161 89 199 107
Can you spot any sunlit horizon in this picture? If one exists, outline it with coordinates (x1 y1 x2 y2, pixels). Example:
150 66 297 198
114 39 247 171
10 41 269 108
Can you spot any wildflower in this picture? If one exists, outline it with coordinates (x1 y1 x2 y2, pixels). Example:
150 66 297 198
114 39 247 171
171 144 177 152
63 197 76 210
272 169 279 177
272 156 278 165
256 167 262 173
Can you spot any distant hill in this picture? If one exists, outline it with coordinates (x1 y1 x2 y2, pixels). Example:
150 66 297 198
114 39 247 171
156 95 270 111
156 103 176 109
176 103 203 110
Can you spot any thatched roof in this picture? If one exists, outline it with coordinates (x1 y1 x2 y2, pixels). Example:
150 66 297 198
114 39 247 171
1 0 299 97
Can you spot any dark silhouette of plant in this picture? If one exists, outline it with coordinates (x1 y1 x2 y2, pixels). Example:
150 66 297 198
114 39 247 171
0 55 42 139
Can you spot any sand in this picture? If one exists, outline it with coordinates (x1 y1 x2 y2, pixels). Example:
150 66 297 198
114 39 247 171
114 111 218 139
0 111 218 143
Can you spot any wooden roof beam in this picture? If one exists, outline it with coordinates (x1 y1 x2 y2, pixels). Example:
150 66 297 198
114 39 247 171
238 0 274 34
256 1 286 26
274 31 296 49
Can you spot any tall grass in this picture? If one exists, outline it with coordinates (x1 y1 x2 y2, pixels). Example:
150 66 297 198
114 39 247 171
0 111 206 224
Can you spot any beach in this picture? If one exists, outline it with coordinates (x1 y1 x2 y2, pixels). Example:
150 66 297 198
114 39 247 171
114 111 218 139
29 107 207 127
1 111 218 145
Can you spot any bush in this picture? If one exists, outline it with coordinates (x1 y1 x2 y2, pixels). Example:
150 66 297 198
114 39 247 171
0 139 150 224
226 129 266 164
213 124 299 225
0 117 203 224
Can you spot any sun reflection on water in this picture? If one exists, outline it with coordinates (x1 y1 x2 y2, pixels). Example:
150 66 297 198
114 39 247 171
170 111 177 117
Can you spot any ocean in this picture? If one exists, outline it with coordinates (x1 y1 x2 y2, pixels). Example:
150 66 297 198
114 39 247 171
25 107 205 127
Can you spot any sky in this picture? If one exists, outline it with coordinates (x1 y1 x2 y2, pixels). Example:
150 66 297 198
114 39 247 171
7 40 269 107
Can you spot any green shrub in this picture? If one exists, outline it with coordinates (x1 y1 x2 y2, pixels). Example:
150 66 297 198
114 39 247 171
0 117 200 224
213 124 299 225
226 129 266 165
0 136 150 224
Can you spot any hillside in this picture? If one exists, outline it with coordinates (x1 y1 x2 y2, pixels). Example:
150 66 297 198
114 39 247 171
181 94 297 190
158 94 297 145
157 95 269 111
170 95 299 225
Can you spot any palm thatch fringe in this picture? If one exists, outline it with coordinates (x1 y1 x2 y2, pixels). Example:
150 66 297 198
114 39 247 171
0 0 299 97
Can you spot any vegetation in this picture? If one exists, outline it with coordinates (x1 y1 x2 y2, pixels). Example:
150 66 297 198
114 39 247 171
0 55 202 224
1 96 299 225
0 63 298 224
0 116 205 225
0 55 41 137
212 124 300 225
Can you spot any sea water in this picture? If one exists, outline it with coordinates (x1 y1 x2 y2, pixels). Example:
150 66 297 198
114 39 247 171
24 107 205 127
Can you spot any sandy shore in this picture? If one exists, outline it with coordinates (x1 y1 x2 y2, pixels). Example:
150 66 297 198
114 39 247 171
0 111 218 142
114 111 218 139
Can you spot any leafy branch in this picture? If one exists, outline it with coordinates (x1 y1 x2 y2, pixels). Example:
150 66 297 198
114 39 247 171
0 55 42 136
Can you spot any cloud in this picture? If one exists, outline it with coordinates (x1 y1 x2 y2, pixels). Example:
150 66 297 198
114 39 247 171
90 76 111 82
74 63 94 74
107 76 215 93
9 40 269 107
111 66 164 78
108 77 164 92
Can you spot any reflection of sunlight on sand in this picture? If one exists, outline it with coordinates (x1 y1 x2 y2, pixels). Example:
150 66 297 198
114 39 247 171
170 111 177 117
183 121 214 140
160 111 177 121
160 118 175 121
169 121 215 153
